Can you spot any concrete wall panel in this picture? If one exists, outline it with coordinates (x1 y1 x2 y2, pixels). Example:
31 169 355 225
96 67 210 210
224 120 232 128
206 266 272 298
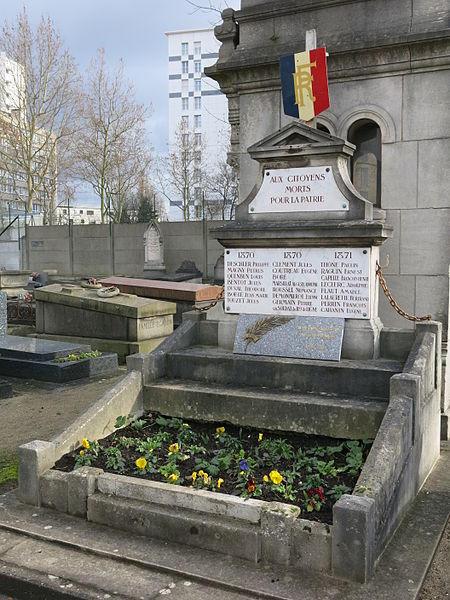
381 142 418 209
418 138 450 208
400 209 450 275
416 275 449 333
403 71 450 140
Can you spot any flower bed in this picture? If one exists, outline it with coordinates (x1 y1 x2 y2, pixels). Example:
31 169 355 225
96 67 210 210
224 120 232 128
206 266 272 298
55 412 372 523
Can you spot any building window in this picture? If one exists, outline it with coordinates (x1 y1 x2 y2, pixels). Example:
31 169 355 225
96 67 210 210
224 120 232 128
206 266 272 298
194 96 201 110
182 97 189 111
79 209 83 214
80 219 85 224
194 150 201 162
182 61 188 74
194 115 201 129
182 133 189 145
194 41 201 56
181 79 188 92
182 115 189 127
181 42 188 55
87 210 94 215
195 133 202 145
194 61 201 74
195 79 201 92
348 119 381 207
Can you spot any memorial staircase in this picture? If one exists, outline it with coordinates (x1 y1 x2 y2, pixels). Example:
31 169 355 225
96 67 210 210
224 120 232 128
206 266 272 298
143 340 404 440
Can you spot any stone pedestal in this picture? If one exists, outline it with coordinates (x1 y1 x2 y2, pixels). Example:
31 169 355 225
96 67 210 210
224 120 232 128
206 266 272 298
210 123 393 360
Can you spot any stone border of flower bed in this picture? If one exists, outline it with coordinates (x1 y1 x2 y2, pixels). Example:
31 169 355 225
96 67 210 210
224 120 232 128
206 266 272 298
16 321 442 583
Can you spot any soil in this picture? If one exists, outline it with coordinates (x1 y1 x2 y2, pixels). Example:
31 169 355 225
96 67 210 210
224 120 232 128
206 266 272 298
54 412 370 524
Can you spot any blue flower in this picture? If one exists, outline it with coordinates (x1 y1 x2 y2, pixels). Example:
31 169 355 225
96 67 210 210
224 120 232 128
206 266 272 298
239 459 249 471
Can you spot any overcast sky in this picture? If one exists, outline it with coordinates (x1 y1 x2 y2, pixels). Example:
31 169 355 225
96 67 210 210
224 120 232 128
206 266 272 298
0 1 240 204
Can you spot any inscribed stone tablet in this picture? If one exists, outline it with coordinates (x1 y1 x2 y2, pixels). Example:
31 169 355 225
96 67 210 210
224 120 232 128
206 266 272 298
233 314 344 361
0 292 6 337
248 167 349 213
225 247 371 319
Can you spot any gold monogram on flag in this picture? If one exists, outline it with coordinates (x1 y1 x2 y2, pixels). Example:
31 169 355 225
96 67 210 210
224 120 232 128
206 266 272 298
292 51 317 121
293 60 316 106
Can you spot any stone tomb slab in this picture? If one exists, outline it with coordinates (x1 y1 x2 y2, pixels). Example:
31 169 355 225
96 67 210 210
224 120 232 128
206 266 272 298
233 315 345 361
99 277 222 303
0 291 6 336
35 284 175 342
0 335 90 361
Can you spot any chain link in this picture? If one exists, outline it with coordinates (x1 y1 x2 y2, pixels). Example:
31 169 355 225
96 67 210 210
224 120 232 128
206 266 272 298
193 286 224 312
376 261 431 322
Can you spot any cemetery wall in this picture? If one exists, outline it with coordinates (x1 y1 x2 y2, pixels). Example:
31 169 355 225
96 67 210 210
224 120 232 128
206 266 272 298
22 221 224 279
0 240 21 270
207 0 450 335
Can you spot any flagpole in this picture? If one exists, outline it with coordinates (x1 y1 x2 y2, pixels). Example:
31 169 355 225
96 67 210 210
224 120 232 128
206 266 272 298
305 29 317 129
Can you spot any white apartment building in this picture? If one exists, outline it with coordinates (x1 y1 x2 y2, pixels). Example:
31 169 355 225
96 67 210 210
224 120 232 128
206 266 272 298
166 28 229 220
0 52 50 224
54 205 102 225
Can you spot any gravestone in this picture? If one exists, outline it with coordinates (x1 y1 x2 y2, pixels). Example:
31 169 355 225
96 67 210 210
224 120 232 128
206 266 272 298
0 292 12 396
212 122 393 359
0 291 6 337
143 221 166 277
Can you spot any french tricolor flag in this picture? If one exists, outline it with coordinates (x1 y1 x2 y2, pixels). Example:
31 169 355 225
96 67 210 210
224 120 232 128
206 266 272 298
280 47 330 121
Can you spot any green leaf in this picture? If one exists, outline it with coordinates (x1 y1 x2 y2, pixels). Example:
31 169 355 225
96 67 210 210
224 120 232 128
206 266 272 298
115 415 127 428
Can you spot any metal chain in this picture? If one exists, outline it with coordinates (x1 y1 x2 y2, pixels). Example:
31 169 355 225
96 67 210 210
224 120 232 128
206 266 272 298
376 261 431 322
193 286 224 312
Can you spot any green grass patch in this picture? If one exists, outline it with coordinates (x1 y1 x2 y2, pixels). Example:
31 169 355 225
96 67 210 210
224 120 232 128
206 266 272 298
0 452 18 490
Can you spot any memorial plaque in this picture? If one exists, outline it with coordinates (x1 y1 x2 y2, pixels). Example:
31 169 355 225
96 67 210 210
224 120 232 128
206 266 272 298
0 292 6 337
225 247 371 319
233 315 344 361
248 167 349 214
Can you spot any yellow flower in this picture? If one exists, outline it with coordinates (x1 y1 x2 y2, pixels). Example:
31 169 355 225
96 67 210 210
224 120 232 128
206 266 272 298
269 470 283 485
258 433 263 442
81 438 90 449
79 450 84 456
240 470 245 476
192 471 197 482
217 478 224 489
168 473 178 482
263 475 269 483
135 457 147 470
216 426 225 434
169 443 179 453
198 470 204 477
183 423 190 428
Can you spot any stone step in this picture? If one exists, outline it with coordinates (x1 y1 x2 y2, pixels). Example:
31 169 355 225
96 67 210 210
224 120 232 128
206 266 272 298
88 492 261 563
165 346 402 400
144 379 387 439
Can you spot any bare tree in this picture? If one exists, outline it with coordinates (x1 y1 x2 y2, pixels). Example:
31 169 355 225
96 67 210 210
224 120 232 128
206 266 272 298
76 49 151 223
205 157 238 219
156 119 205 221
0 9 81 221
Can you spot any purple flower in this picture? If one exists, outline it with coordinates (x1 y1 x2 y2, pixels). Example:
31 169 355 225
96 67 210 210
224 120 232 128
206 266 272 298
239 459 249 471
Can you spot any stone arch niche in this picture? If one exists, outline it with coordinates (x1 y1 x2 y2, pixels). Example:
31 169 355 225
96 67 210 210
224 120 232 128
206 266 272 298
348 119 382 208
143 221 166 277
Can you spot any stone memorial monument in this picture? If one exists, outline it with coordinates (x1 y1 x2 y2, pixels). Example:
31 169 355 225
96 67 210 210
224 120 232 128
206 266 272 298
213 122 393 360
143 221 166 278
